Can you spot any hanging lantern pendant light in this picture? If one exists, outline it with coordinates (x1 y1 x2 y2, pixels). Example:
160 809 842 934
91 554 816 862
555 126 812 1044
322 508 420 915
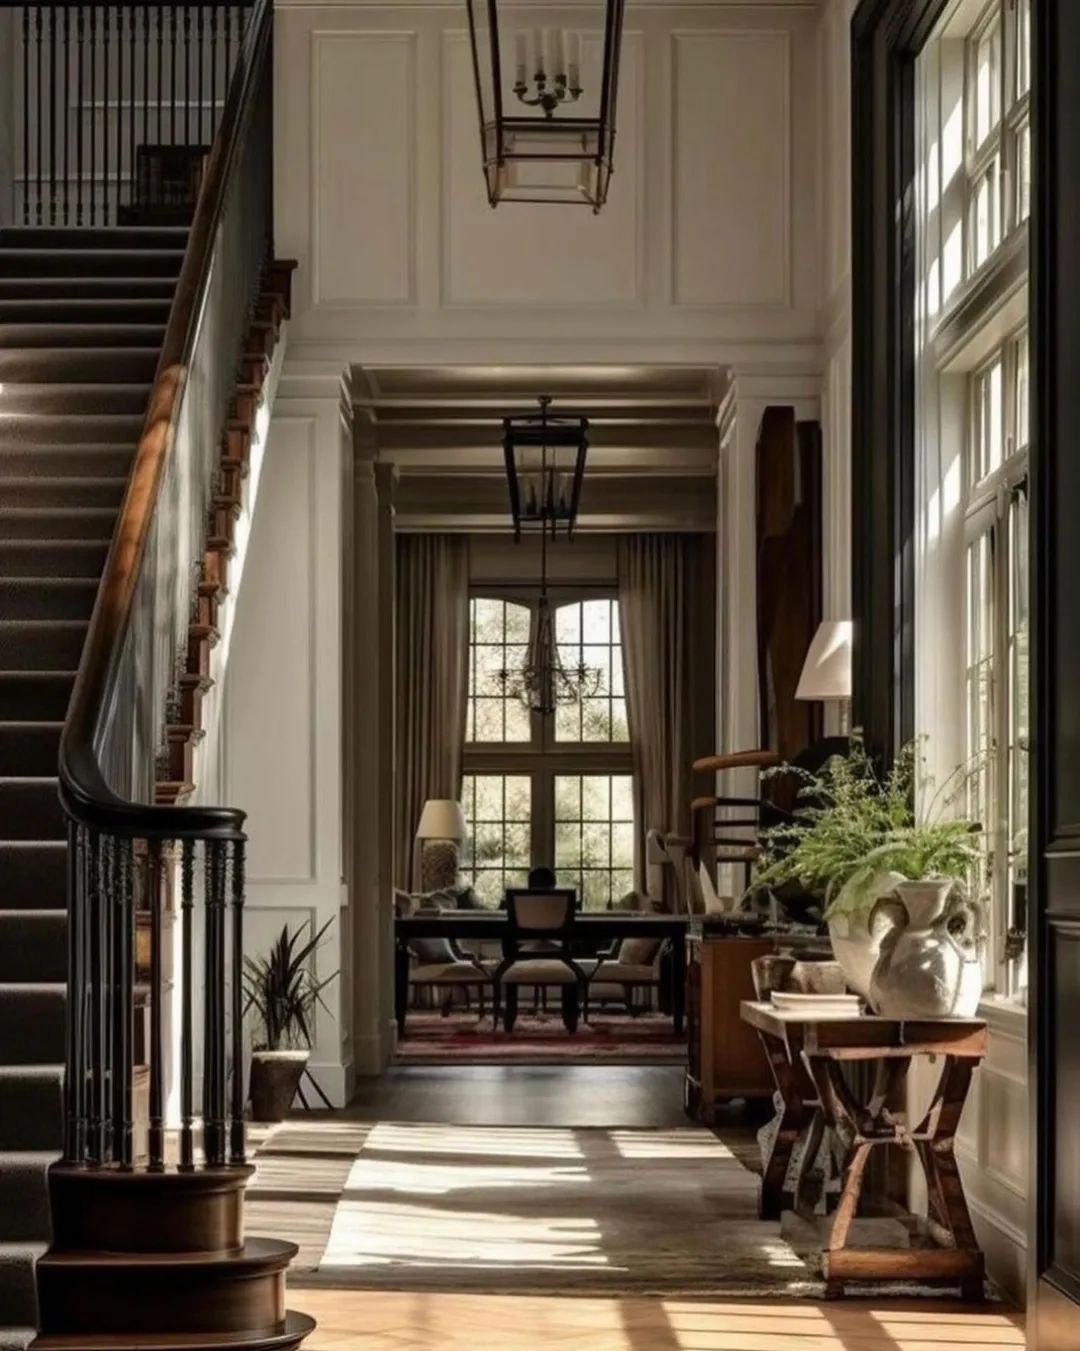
464 1 627 211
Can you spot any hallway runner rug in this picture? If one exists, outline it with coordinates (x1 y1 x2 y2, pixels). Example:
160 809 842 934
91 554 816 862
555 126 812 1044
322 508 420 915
244 1120 832 1297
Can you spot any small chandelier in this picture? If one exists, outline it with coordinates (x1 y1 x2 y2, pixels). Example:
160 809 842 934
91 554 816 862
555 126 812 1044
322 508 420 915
504 396 589 541
464 1 626 211
498 528 604 717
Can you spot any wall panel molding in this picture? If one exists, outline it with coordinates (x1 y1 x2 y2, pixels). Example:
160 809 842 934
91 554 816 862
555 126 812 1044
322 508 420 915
670 28 791 310
439 28 645 309
311 30 418 307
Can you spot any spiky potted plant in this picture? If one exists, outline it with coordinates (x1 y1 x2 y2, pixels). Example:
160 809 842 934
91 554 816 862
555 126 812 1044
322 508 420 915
243 919 337 1122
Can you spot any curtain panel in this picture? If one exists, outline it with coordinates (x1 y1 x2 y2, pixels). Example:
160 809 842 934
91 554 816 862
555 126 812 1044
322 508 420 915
393 534 471 890
617 535 697 895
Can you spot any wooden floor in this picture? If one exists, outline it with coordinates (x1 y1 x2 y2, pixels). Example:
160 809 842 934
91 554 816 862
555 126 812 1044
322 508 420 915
290 1289 1025 1350
333 1064 699 1128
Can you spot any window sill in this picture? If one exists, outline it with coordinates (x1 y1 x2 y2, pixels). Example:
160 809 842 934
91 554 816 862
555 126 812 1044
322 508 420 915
977 993 1028 1036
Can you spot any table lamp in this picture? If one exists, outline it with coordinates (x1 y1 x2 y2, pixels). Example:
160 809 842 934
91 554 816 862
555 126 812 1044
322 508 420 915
415 799 468 893
795 619 853 731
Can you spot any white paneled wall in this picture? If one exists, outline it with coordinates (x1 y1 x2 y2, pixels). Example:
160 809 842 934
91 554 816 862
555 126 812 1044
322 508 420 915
221 380 355 1105
273 0 821 364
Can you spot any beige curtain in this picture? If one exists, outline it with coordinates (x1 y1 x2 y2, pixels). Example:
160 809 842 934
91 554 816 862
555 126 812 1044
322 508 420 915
618 535 695 894
394 535 470 890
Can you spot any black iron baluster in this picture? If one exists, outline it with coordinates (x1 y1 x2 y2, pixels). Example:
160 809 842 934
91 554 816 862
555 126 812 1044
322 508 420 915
229 837 246 1165
182 5 191 146
89 4 97 225
65 822 85 1162
76 7 84 225
34 6 42 224
62 8 70 224
48 6 56 224
225 5 233 90
148 839 165 1169
209 5 218 143
101 5 109 224
156 3 163 144
169 6 176 143
101 835 118 1162
129 0 136 216
203 841 226 1167
21 8 29 223
142 5 149 209
180 839 195 1169
115 6 123 219
197 6 204 148
85 830 103 1163
115 838 134 1168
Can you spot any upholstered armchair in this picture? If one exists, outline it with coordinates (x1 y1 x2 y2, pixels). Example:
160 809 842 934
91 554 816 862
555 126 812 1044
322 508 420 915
394 890 493 1017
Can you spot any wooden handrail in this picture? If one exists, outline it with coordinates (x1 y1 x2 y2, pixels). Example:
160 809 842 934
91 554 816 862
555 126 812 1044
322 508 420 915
58 0 272 840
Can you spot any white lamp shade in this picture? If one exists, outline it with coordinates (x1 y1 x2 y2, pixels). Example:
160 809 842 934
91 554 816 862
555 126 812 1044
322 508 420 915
415 799 468 841
795 620 853 701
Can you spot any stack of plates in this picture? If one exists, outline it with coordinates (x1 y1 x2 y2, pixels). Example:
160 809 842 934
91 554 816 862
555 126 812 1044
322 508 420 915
769 991 862 1019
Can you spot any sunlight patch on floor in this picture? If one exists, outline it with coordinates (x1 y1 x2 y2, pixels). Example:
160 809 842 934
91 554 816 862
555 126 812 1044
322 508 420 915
362 1121 586 1159
341 1155 594 1197
321 1199 609 1270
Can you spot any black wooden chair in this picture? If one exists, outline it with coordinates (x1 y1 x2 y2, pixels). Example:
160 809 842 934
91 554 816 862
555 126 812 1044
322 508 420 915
493 889 589 1033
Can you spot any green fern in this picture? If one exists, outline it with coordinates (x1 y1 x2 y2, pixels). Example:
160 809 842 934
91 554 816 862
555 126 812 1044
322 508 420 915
746 737 983 921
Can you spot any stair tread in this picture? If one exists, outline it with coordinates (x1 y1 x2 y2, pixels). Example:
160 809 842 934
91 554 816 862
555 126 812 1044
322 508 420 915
0 1150 60 1166
30 1310 317 1351
39 1238 299 1270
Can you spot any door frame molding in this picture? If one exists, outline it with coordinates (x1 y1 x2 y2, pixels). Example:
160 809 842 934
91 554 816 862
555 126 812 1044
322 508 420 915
1029 2 1080 1343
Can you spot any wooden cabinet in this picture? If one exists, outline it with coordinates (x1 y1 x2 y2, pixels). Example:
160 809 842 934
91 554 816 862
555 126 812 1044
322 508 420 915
684 933 774 1121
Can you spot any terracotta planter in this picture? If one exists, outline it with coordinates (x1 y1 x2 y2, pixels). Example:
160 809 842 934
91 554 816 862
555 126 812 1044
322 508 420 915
248 1050 308 1122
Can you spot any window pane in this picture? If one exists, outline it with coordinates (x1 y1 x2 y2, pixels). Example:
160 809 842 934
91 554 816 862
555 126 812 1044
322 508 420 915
974 17 1001 147
1016 119 1031 224
461 774 533 906
970 158 1001 273
1015 331 1029 453
467 598 533 743
974 356 1004 483
966 532 995 946
554 774 635 911
554 598 629 744
1015 0 1030 100
1008 489 1029 997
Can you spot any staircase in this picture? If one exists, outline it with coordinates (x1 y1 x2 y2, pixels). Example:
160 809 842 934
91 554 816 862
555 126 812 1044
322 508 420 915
0 225 186 1350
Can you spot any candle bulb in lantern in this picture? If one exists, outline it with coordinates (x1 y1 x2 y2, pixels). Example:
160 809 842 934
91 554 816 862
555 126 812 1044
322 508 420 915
533 27 544 80
514 31 527 87
543 27 558 84
554 29 566 83
567 32 581 92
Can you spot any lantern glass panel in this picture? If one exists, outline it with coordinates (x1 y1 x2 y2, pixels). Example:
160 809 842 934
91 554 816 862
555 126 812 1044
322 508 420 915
467 2 622 209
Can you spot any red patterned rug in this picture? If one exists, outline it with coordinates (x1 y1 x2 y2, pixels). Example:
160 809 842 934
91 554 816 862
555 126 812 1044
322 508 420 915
395 1010 686 1064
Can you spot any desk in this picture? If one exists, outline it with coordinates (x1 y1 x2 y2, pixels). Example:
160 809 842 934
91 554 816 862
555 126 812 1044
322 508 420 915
396 913 690 1037
740 1001 988 1299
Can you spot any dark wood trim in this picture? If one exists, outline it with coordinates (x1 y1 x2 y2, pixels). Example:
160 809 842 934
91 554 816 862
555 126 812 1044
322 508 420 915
850 0 948 758
1029 3 1080 1343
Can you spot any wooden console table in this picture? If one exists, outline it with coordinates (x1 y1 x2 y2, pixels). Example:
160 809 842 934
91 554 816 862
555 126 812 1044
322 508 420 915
740 1001 988 1300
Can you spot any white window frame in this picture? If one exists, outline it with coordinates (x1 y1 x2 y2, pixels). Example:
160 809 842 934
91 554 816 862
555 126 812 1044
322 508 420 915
916 0 1030 1004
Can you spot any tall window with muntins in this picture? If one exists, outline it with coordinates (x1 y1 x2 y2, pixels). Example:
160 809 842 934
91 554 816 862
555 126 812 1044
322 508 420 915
466 598 532 743
554 599 629 743
916 0 1029 1000
459 773 532 907
462 591 634 910
554 774 635 910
